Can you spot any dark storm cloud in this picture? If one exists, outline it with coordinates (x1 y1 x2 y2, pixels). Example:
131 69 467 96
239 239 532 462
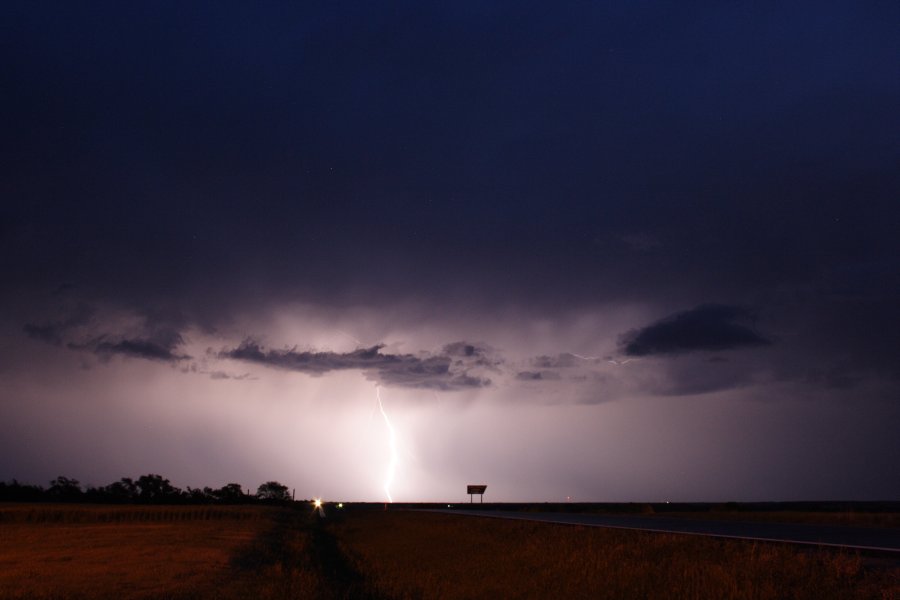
23 323 66 345
650 357 764 397
223 341 386 374
23 303 191 363
4 1 897 321
220 340 491 391
70 329 190 362
443 342 481 357
515 370 562 381
374 361 489 391
208 371 254 381
524 353 600 383
620 305 771 357
3 1 899 402
23 304 94 345
2 1 899 503
516 371 542 381
442 341 503 370
531 353 582 369
90 338 189 362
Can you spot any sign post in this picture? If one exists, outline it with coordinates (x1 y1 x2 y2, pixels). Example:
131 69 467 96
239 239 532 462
467 484 487 503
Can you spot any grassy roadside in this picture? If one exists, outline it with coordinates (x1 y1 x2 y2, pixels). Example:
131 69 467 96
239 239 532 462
332 509 900 600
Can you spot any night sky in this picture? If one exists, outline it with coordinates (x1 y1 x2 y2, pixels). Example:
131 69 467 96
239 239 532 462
3 2 898 502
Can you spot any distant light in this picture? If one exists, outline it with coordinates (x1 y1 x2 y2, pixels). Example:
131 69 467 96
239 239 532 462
313 498 323 508
447 504 452 508
338 503 344 509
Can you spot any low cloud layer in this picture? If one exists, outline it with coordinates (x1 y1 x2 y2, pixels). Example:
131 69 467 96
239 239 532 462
620 305 771 357
23 304 94 346
220 341 493 391
531 353 583 369
71 330 191 362
515 370 562 381
25 308 191 363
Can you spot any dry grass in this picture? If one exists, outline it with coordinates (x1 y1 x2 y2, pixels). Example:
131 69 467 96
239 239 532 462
2 504 897 599
333 510 900 600
0 504 327 600
0 503 269 524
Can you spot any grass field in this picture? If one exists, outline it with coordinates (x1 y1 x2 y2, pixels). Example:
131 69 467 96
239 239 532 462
1 504 897 599
334 510 899 600
0 504 326 599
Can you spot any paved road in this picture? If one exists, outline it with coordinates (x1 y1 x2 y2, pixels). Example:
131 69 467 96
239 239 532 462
426 510 900 553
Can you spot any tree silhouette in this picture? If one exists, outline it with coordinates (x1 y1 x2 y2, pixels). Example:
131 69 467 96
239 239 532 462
256 481 290 502
0 480 44 502
135 474 180 502
185 487 212 502
1 474 296 505
215 483 246 503
49 476 83 501
102 477 138 501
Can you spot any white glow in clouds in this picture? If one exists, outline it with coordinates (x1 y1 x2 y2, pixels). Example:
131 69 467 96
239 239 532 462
376 386 398 502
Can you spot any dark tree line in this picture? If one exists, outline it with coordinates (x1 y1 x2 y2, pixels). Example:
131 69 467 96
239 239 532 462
0 475 293 504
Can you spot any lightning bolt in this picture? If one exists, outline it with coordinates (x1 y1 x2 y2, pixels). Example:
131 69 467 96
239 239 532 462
375 386 397 503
